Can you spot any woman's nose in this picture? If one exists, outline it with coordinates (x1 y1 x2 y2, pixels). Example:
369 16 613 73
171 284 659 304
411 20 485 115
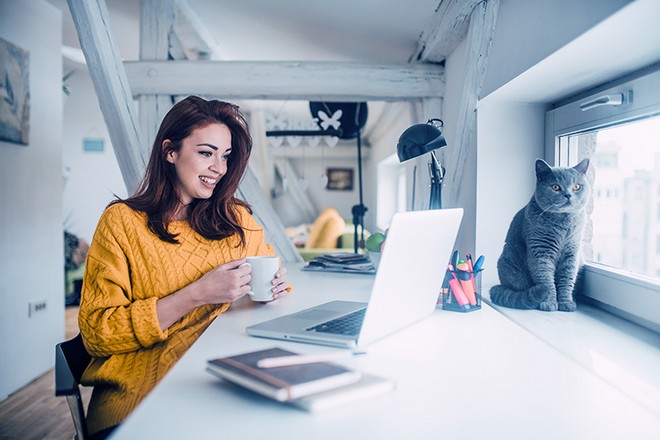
210 157 225 175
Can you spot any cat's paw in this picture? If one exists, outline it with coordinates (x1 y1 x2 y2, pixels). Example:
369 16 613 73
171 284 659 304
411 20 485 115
538 300 558 312
558 300 577 312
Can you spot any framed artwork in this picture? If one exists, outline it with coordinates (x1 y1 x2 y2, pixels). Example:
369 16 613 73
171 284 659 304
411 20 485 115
0 37 30 145
326 168 354 191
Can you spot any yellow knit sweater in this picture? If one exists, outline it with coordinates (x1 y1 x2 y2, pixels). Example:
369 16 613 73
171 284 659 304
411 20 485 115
79 203 276 435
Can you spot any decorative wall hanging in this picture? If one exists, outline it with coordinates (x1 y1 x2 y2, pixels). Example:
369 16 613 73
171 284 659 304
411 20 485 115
265 112 339 148
0 37 30 145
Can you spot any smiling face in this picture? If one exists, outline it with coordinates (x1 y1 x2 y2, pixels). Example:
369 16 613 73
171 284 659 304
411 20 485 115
165 122 232 208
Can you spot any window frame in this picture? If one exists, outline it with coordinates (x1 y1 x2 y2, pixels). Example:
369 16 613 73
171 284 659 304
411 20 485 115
545 64 660 333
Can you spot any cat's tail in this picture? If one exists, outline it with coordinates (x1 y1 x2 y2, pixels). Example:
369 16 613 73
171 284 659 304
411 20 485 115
489 284 548 309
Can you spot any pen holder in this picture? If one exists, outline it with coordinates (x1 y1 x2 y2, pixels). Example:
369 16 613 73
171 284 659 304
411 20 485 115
440 269 482 313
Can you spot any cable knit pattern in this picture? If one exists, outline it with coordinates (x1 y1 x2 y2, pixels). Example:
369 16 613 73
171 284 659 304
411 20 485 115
78 203 276 435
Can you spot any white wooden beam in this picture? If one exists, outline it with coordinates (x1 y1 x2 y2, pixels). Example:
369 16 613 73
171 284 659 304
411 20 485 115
273 160 317 225
445 0 500 204
237 167 304 263
124 61 445 101
139 0 175 153
174 0 222 60
67 0 146 194
410 0 482 63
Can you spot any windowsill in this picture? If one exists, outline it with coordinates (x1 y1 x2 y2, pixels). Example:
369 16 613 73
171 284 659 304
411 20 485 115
482 289 660 416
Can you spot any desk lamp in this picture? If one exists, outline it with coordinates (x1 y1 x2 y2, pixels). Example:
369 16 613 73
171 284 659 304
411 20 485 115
397 119 447 209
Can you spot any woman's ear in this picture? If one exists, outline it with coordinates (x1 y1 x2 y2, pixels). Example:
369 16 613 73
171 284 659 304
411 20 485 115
163 140 176 164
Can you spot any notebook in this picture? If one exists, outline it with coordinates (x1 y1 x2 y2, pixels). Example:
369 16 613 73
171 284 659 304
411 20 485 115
246 208 463 348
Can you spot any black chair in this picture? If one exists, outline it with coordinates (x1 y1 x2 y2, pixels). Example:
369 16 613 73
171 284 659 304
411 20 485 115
55 333 92 440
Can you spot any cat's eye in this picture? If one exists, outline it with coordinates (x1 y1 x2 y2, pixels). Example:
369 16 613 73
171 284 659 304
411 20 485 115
551 184 561 191
572 183 581 191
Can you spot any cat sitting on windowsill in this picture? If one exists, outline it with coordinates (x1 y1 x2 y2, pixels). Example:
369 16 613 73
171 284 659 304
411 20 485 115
490 158 590 312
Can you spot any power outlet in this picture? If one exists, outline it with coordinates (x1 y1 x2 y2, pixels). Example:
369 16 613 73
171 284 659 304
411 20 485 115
28 299 48 317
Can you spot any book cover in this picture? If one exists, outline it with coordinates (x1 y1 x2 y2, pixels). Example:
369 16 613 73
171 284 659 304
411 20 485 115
290 372 396 413
206 347 361 402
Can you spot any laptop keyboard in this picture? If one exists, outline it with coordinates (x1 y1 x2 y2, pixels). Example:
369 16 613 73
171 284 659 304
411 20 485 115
307 308 366 336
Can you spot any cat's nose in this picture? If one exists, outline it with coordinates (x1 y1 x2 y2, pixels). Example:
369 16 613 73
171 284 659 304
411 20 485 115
564 194 572 200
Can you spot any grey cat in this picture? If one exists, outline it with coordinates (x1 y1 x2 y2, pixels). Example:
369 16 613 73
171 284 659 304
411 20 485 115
490 158 590 312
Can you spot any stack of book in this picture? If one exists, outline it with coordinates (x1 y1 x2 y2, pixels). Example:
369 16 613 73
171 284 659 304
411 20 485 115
302 252 376 274
206 347 395 413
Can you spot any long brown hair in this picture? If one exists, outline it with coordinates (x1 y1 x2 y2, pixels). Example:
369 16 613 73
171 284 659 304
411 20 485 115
112 96 252 244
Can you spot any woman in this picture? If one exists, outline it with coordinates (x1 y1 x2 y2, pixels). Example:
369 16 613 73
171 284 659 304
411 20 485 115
78 96 290 439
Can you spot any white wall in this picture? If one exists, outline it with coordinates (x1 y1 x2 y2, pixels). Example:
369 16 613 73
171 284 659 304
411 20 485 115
476 102 546 286
443 38 476 256
481 0 631 99
0 0 64 399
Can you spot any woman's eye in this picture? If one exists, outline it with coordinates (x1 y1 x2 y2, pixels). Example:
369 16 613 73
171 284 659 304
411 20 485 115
573 184 581 191
222 153 231 160
200 151 213 158
551 184 561 191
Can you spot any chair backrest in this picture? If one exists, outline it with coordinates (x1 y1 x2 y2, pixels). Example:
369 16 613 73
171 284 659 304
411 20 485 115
305 207 346 249
55 333 91 440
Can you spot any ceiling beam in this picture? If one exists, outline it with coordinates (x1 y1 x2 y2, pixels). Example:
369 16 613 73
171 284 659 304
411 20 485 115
124 61 445 101
173 0 222 60
410 0 482 63
445 0 500 205
68 0 146 194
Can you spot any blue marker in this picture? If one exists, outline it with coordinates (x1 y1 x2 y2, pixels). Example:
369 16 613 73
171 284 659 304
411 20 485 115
451 250 460 268
473 255 485 272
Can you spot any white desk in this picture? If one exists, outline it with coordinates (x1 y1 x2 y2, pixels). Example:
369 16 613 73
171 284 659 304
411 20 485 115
113 265 660 439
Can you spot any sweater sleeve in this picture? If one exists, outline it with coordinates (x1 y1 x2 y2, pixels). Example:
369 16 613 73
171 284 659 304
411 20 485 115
79 206 167 357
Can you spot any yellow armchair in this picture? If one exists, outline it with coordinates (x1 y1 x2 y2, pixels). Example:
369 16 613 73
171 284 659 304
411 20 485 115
297 208 370 261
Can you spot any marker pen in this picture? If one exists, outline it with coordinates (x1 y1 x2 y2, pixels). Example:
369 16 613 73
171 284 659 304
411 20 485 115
451 250 460 269
466 254 476 291
456 261 477 306
473 255 485 272
446 265 470 309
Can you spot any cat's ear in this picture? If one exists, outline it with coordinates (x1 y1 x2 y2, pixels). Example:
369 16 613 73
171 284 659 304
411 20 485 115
535 159 553 180
573 158 590 174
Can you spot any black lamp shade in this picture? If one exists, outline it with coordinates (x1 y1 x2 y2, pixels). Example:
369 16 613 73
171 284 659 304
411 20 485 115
397 122 447 162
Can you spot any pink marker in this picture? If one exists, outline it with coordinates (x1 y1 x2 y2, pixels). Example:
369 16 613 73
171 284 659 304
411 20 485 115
446 265 470 309
456 261 477 306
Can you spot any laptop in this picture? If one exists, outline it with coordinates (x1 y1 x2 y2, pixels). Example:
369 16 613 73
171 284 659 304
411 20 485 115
246 208 463 348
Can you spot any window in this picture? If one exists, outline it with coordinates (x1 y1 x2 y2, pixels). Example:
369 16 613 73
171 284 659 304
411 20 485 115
376 154 407 231
547 66 660 332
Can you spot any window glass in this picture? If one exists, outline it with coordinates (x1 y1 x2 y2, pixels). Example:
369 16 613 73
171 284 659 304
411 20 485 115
559 116 660 280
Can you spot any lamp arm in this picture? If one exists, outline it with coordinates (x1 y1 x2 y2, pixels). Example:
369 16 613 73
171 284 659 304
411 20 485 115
428 151 444 210
352 133 368 253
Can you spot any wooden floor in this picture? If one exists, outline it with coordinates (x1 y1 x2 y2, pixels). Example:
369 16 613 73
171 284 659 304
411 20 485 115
0 306 91 439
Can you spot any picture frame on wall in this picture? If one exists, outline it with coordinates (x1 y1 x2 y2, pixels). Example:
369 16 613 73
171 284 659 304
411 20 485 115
326 168 354 191
0 37 30 145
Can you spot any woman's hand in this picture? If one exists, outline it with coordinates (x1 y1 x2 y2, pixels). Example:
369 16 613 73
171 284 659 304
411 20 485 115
194 258 252 304
156 259 250 330
270 265 289 300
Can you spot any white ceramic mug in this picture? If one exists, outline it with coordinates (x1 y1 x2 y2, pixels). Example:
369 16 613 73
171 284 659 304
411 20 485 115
244 256 280 302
